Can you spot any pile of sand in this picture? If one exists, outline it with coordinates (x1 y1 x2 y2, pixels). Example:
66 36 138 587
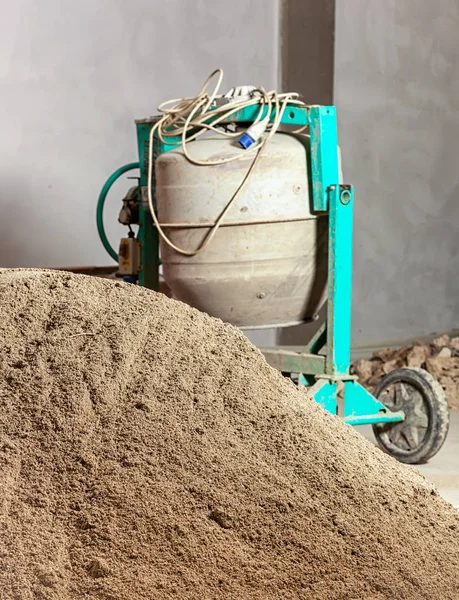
0 269 458 600
353 335 459 409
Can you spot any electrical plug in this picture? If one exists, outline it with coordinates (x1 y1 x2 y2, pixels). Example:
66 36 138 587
238 119 269 149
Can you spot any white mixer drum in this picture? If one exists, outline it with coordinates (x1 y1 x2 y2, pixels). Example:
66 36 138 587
155 133 336 329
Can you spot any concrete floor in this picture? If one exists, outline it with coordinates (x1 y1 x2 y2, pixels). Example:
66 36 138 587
359 410 459 509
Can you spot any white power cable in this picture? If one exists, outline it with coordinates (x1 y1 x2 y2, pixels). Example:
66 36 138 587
146 69 305 256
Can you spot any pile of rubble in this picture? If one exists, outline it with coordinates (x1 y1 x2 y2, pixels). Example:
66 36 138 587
352 334 459 409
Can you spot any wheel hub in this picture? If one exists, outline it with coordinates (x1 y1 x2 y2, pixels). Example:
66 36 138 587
376 381 429 451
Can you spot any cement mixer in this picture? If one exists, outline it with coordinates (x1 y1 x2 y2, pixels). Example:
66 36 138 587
97 70 449 464
156 132 333 328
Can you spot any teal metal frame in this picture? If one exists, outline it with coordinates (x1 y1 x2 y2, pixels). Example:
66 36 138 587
102 104 405 427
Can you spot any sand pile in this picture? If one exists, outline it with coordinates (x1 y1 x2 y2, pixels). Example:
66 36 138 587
0 270 458 600
353 335 459 409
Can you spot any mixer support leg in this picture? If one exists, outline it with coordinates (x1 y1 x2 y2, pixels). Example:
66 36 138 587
310 184 403 425
308 184 353 415
309 379 337 414
325 184 354 378
135 121 181 290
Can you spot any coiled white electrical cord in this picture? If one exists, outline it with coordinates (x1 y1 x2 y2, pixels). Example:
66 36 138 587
147 69 305 256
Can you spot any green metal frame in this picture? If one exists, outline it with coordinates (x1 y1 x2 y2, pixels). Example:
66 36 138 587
104 104 404 427
96 162 140 262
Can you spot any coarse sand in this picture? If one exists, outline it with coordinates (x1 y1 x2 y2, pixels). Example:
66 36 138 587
0 269 458 600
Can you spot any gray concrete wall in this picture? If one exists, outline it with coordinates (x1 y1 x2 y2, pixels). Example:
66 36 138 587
0 0 279 268
3 0 458 347
281 0 335 104
335 0 459 344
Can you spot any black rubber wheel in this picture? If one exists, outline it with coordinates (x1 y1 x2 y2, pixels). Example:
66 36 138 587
372 367 449 464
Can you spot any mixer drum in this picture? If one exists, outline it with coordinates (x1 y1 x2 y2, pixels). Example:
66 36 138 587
155 133 334 329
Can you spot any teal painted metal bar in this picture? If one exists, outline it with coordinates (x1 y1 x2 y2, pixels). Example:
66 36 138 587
309 106 339 212
343 381 404 425
218 104 309 126
136 124 159 290
259 348 325 374
344 413 404 426
326 185 353 376
135 123 180 289
303 322 326 355
309 380 337 414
